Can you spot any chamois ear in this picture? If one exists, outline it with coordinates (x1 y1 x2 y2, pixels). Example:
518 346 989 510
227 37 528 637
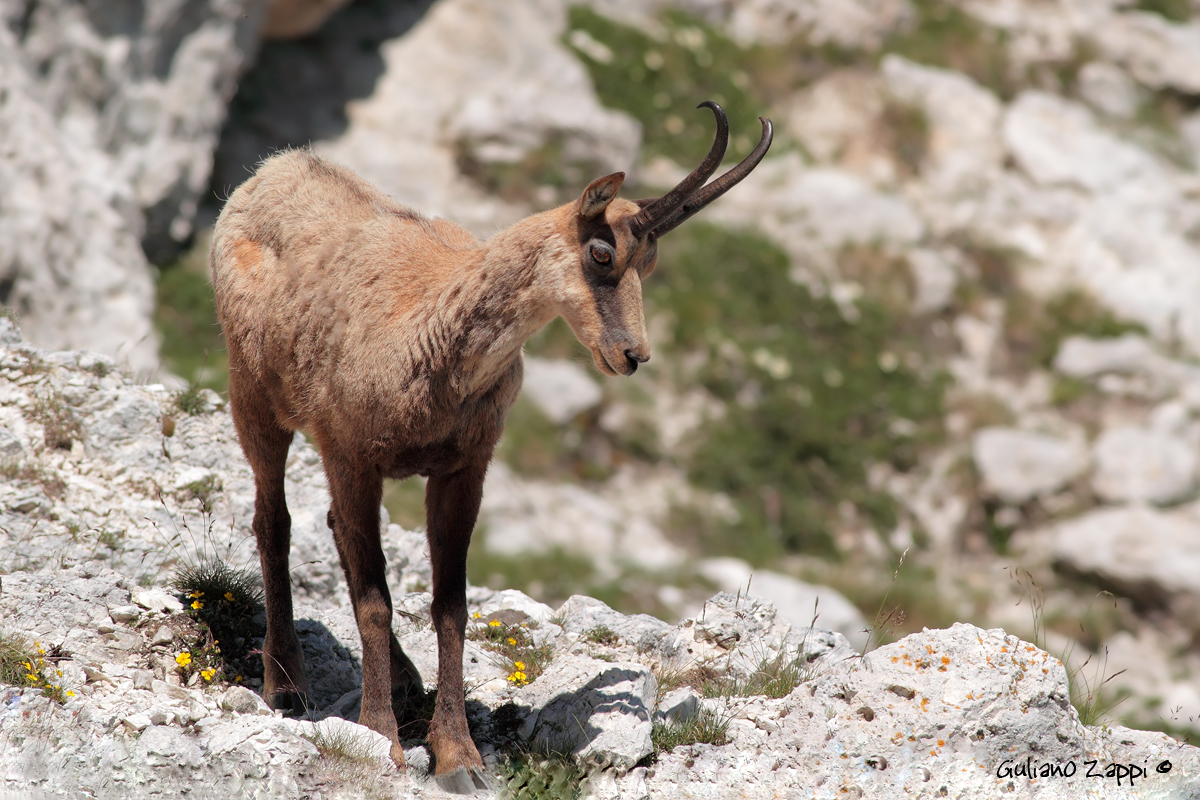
578 172 625 219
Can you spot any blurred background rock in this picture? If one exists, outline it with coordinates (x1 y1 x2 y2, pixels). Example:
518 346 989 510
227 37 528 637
4 0 1200 739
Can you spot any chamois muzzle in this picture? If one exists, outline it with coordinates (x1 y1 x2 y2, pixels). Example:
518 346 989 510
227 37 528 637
629 101 774 240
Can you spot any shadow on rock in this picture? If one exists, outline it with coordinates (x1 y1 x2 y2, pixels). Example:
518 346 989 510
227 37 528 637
209 0 436 207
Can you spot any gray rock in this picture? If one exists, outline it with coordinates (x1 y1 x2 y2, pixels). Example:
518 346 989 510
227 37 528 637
0 26 158 373
695 557 869 651
1093 11 1200 94
1048 504 1200 607
1077 61 1143 119
555 595 672 654
313 0 639 237
1004 91 1165 193
655 686 699 725
1091 424 1198 505
517 657 655 773
219 685 272 716
882 55 1004 196
972 427 1089 504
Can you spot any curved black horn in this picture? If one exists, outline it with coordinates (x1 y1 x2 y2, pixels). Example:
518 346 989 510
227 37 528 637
650 116 773 238
628 101 729 239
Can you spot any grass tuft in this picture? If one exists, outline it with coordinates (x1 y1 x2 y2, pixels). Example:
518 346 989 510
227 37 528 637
651 706 730 754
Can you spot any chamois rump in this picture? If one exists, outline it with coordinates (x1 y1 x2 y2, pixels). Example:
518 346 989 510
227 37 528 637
210 101 771 791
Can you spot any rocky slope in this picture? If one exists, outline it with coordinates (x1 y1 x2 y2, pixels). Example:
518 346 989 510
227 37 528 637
1 325 1198 798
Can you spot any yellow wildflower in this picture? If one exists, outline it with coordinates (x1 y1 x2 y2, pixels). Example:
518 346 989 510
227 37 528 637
488 619 501 628
35 642 44 655
189 591 205 598
507 671 529 686
507 637 517 646
22 661 31 671
513 661 525 671
200 668 217 681
25 673 38 683
191 600 204 610
65 690 74 698
175 651 192 668
472 612 482 619
224 592 235 602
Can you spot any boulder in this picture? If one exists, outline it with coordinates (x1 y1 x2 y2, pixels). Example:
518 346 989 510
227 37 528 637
696 556 869 650
516 657 656 773
1048 504 1200 607
972 427 1089 504
1091 423 1198 505
1092 11 1200 94
522 356 603 425
310 0 639 236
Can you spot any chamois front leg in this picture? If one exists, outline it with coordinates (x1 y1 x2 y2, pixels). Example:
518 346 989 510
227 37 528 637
323 454 411 768
425 459 489 793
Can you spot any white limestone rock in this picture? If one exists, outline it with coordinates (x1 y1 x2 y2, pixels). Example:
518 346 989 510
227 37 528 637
695 556 869 651
1047 504 1200 602
516 656 656 773
1091 424 1198 505
522 356 603 426
972 427 1090 504
1092 11 1200 94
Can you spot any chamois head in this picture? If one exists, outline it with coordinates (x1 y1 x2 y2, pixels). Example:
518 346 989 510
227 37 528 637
553 101 773 377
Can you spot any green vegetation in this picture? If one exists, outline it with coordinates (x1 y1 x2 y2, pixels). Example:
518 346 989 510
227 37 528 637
0 634 72 703
651 224 945 561
171 558 266 687
499 749 587 800
155 233 227 392
468 613 554 687
27 389 83 451
582 625 619 646
0 630 38 686
651 707 730 754
1135 0 1192 23
172 383 209 416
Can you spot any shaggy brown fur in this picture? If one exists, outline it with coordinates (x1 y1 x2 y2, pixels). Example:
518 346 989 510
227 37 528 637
211 150 655 789
210 104 768 790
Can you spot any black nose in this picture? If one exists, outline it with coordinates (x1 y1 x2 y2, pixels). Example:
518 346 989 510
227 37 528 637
624 350 649 373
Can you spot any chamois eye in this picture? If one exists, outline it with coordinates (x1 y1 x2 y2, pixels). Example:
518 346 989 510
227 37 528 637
588 242 614 270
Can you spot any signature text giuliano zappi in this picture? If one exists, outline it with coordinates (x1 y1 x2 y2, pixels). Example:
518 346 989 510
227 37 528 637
996 757 1172 787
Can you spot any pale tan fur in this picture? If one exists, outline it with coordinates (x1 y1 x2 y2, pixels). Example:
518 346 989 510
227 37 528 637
210 149 656 787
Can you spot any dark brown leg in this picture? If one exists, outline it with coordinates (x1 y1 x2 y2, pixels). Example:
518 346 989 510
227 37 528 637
425 459 489 792
326 510 423 698
323 452 416 769
228 368 308 714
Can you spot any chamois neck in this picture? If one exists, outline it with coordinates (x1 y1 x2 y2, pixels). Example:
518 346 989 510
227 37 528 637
445 208 568 396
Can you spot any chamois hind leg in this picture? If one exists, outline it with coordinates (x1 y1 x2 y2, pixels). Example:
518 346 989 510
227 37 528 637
228 369 309 714
322 452 413 769
424 458 489 793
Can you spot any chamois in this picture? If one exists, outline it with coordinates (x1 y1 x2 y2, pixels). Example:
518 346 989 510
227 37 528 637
210 101 771 791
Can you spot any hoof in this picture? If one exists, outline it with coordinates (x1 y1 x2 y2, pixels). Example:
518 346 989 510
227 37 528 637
266 690 310 717
434 765 490 795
